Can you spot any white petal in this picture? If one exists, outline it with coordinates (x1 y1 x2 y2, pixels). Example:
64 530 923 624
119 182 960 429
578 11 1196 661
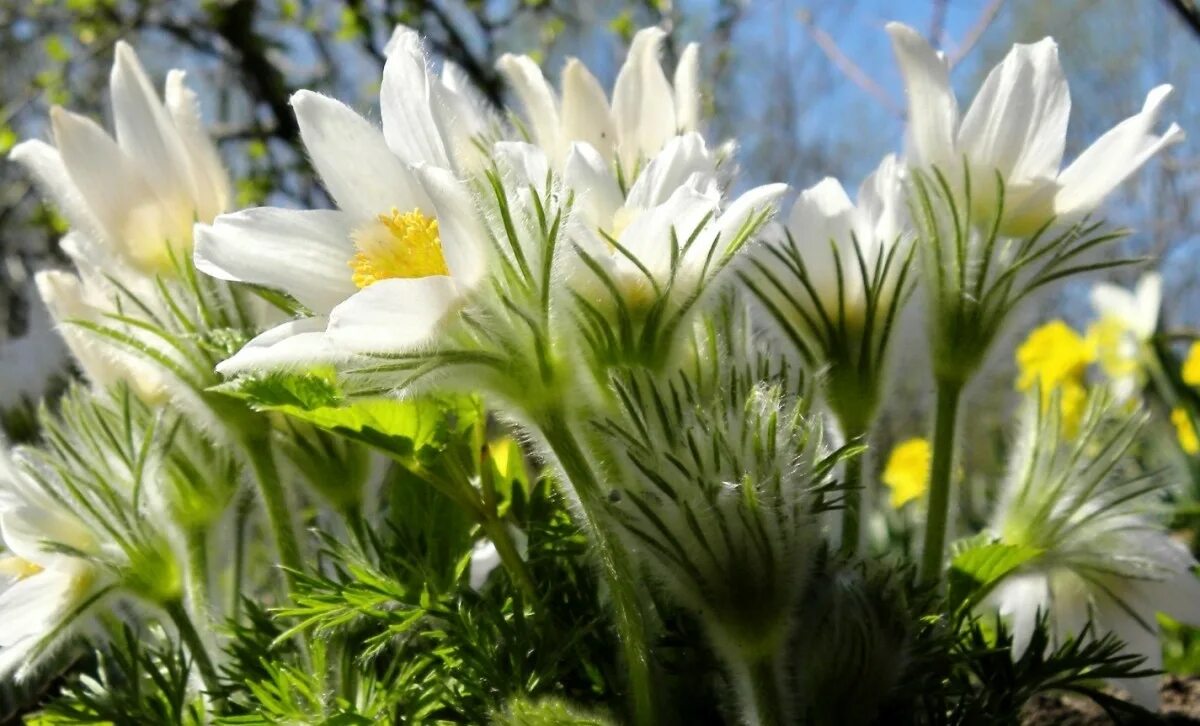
164 69 230 223
788 177 857 248
291 90 432 221
718 183 789 244
380 27 452 168
857 153 907 247
886 22 959 170
1090 283 1137 325
216 317 338 375
611 27 677 175
49 107 148 245
0 569 78 645
469 540 501 590
326 276 461 354
958 39 1069 183
1055 85 1184 218
563 142 624 230
0 503 93 565
194 208 358 314
35 270 130 390
673 43 701 132
1133 272 1162 340
1094 590 1163 710
992 573 1050 660
9 140 109 246
625 133 715 210
439 62 494 172
496 54 562 162
109 42 194 214
414 165 489 289
560 58 616 161
493 141 550 187
619 182 718 282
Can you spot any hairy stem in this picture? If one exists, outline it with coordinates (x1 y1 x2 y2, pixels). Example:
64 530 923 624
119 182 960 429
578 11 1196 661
241 434 304 588
839 441 865 555
165 599 223 702
480 514 537 598
920 379 964 585
477 438 538 598
184 527 211 624
539 413 657 726
727 648 787 726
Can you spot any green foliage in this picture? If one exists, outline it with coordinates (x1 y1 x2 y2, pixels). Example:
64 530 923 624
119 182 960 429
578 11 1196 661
491 696 616 725
30 626 205 726
946 535 1044 612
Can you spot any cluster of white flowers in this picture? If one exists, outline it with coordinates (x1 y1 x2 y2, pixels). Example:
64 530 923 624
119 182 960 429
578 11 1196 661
2 18 1194 721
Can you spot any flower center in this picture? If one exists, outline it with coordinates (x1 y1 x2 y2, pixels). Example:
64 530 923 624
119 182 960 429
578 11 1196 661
349 208 447 289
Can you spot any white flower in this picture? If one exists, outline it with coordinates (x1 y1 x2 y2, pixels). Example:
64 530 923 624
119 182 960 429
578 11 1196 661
11 42 229 275
195 31 492 374
0 445 108 681
35 264 169 404
760 154 907 325
497 27 699 173
1086 272 1161 401
562 132 785 312
888 22 1182 236
985 396 1200 709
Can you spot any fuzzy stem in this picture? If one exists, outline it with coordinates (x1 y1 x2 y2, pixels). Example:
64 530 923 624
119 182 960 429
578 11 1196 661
731 651 786 726
165 599 222 702
230 489 254 620
539 413 656 726
480 514 537 598
920 378 964 585
241 434 303 587
184 527 212 624
839 443 865 555
477 440 538 598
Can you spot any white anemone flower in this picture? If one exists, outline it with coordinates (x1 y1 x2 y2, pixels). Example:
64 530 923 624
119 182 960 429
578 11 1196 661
1087 272 1161 401
0 446 108 681
497 27 699 173
984 396 1200 709
195 32 491 374
35 262 170 404
562 132 785 311
762 154 908 326
11 42 229 275
887 22 1182 237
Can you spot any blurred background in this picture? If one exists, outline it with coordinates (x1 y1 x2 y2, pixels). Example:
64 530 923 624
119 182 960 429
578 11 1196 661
1 0 1198 443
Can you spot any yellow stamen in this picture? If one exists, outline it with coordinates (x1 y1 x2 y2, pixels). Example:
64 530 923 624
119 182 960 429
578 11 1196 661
0 555 43 581
349 208 446 288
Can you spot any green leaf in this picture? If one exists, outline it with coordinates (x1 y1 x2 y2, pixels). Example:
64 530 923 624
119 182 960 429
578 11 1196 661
947 534 1043 612
212 371 479 462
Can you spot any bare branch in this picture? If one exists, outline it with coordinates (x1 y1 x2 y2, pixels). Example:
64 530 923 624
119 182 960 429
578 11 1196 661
798 9 904 118
948 0 1005 67
1162 0 1200 38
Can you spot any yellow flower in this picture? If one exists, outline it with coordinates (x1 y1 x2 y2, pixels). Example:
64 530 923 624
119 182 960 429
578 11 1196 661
1055 379 1089 439
1183 342 1200 387
882 438 931 509
1172 408 1199 455
1015 321 1091 437
1086 316 1140 381
1015 320 1091 392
